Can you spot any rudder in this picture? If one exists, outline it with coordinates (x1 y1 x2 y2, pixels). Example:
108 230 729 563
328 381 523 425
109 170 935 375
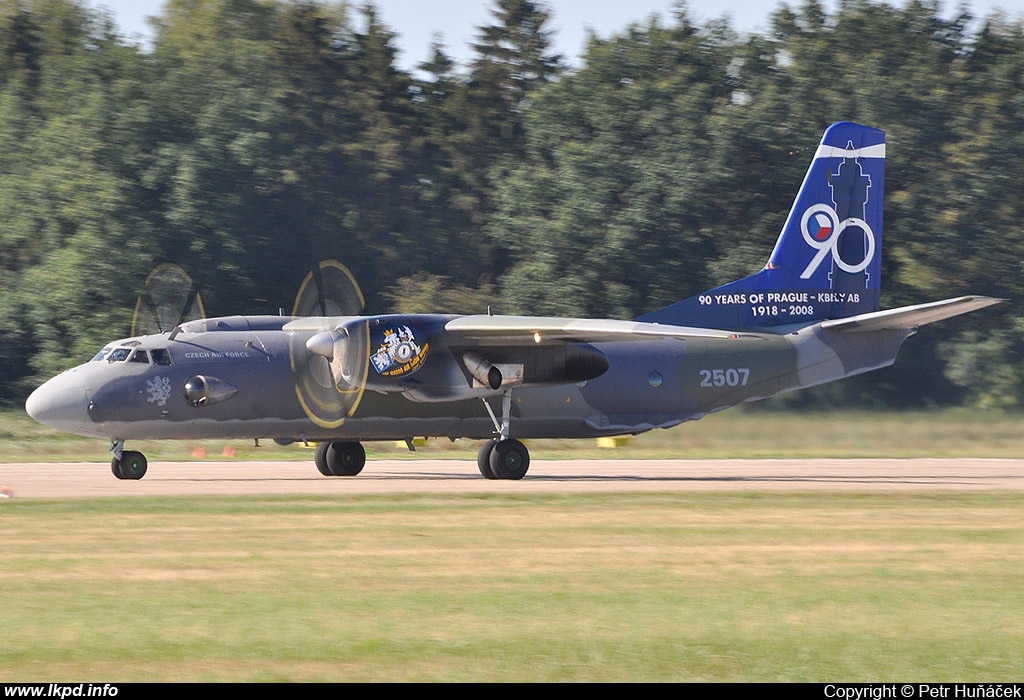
636 122 885 329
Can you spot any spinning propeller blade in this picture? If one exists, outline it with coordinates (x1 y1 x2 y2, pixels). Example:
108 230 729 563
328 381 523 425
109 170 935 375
289 260 368 429
131 263 205 336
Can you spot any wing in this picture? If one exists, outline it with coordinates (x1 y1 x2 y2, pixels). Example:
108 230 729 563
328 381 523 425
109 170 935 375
819 296 1003 332
444 315 764 344
286 314 763 341
282 316 364 332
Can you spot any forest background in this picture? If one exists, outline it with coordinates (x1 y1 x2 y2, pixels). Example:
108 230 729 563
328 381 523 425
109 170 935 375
1 0 1021 409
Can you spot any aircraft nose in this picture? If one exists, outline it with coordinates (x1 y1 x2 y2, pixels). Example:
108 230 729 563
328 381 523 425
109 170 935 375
25 371 91 435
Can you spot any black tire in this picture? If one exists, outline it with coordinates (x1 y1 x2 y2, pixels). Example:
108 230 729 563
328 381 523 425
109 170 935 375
314 441 334 476
119 451 148 480
316 440 366 476
477 440 498 479
111 457 124 479
329 441 366 476
488 439 530 480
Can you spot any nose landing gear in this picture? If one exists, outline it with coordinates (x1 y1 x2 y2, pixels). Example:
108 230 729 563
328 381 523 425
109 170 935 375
110 440 148 480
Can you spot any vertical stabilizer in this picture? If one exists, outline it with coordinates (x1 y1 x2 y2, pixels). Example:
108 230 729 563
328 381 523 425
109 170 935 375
636 122 886 329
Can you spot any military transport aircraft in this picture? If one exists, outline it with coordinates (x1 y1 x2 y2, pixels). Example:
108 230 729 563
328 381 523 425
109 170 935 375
25 122 1000 480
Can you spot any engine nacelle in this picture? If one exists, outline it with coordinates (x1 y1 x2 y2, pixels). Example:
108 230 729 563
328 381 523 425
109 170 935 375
306 315 450 394
304 314 610 401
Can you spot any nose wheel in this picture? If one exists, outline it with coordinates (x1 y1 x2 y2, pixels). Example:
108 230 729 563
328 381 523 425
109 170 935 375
110 440 148 480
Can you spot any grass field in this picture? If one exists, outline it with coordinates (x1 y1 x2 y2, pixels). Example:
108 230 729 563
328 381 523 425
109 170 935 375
1 492 1022 682
3 406 1024 462
3 408 1023 681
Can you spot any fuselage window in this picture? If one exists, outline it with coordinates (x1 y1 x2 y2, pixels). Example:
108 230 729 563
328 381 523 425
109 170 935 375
106 348 131 362
151 349 172 366
129 350 150 364
90 348 112 362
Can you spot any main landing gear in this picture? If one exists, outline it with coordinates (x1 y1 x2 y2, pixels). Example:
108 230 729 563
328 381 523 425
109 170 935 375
477 392 531 480
314 440 366 476
477 437 530 480
110 440 147 480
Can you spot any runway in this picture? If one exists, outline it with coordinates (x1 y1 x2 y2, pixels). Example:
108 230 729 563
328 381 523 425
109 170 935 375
3 458 1024 498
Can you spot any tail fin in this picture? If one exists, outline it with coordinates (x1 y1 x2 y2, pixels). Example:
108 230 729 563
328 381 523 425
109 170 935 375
636 122 885 329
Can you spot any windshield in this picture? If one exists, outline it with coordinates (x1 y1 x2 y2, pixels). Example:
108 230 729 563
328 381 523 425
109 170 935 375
106 348 131 362
92 346 171 366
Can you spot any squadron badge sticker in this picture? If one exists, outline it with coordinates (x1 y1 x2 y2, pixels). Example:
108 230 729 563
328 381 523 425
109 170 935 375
371 325 429 377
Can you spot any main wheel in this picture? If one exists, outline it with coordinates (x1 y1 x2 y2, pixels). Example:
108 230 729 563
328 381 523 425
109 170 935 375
314 442 334 476
315 440 366 476
330 441 366 476
477 440 498 479
116 451 148 480
488 439 530 480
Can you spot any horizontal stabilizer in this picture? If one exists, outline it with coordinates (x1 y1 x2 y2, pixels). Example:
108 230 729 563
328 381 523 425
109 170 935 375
819 296 1002 332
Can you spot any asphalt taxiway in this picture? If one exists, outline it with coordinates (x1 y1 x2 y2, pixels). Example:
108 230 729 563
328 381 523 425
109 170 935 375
2 458 1024 498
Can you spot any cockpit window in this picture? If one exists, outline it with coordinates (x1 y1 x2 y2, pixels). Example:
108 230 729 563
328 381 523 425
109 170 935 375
106 348 131 362
151 349 172 366
90 348 112 362
129 350 150 364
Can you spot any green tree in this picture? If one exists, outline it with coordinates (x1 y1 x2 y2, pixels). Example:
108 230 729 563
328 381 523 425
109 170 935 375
487 9 733 317
0 0 153 388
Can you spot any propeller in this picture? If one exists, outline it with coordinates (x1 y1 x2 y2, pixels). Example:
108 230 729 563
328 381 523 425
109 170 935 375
289 260 368 429
131 263 205 336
